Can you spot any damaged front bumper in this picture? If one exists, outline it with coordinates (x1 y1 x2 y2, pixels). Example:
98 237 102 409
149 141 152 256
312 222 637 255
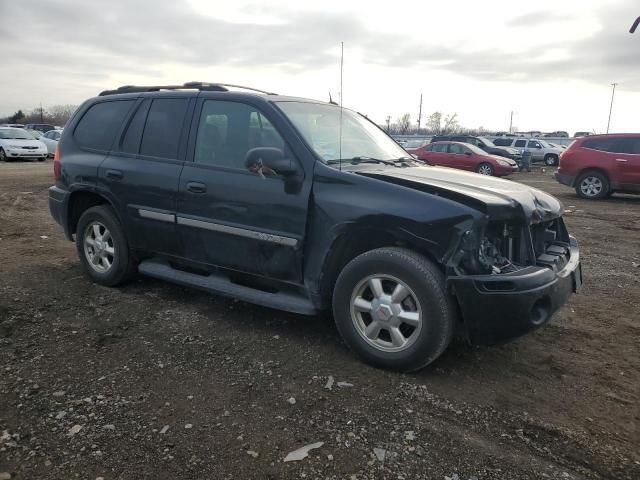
448 236 582 345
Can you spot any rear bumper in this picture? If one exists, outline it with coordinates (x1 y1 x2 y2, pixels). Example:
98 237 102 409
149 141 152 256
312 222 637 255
554 172 575 187
48 186 73 240
449 237 582 345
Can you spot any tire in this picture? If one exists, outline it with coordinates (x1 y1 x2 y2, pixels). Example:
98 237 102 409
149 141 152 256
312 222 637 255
476 162 494 176
0 148 6 162
75 205 137 286
332 247 455 371
575 171 610 200
37 157 45 162
544 154 559 166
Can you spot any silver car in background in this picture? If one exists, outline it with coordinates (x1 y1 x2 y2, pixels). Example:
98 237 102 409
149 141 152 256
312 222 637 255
40 129 63 157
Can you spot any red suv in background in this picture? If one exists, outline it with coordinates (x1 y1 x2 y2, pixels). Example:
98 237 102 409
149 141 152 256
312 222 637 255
555 134 640 199
408 141 518 177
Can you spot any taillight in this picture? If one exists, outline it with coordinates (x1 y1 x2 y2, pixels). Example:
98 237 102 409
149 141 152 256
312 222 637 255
53 145 61 180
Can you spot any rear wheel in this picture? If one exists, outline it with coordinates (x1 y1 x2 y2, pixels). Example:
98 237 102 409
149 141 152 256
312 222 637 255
332 247 455 371
76 205 137 286
575 171 609 199
544 154 559 166
476 163 494 176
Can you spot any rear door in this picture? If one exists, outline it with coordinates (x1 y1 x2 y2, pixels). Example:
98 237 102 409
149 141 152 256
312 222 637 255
97 95 193 257
613 137 640 186
176 98 310 282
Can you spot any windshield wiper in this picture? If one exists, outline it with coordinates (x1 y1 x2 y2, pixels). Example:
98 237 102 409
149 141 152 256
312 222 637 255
328 156 397 166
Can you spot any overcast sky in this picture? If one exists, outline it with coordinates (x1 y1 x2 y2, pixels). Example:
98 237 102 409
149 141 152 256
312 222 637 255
1 0 638 134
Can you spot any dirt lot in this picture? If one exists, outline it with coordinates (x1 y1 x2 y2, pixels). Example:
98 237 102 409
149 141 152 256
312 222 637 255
0 161 638 480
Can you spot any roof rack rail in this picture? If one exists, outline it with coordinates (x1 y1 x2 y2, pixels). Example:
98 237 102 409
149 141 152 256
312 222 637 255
99 82 277 96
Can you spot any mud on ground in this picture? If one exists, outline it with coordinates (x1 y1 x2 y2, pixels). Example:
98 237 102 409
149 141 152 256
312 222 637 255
0 162 638 479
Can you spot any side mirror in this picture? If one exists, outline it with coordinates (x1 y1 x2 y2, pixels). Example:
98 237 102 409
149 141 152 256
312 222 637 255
245 147 298 177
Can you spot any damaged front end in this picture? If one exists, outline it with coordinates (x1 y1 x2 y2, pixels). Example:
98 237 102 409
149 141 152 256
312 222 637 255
446 213 582 345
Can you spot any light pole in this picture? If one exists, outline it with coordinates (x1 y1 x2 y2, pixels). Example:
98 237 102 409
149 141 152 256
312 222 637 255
606 83 617 134
509 111 514 134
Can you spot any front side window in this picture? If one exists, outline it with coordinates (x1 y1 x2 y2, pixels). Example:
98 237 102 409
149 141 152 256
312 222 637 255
276 101 408 163
74 100 134 151
528 140 541 149
139 98 189 159
194 100 285 169
448 143 466 154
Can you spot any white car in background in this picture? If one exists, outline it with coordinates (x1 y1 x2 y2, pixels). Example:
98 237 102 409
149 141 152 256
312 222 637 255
40 129 63 157
0 127 48 162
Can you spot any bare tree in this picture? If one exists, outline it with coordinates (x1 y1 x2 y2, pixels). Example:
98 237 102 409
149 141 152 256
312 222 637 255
426 112 442 134
48 105 78 126
442 113 460 134
397 113 411 135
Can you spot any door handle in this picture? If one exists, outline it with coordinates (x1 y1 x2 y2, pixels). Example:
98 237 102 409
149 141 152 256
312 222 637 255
105 169 123 180
615 158 628 163
186 181 207 194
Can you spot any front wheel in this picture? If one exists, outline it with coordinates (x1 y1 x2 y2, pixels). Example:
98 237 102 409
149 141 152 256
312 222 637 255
544 154 559 166
332 248 455 371
75 205 137 286
0 148 7 162
476 162 494 176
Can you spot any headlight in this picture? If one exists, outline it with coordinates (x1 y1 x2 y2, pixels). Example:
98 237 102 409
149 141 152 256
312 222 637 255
497 159 510 167
9 144 21 149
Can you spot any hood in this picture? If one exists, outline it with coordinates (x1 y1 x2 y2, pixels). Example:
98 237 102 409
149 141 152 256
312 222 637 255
0 138 46 148
488 154 517 165
358 165 562 223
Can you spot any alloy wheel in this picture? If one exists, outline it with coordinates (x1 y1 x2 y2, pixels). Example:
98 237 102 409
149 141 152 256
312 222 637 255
478 164 492 175
350 274 422 352
580 176 603 197
83 221 115 273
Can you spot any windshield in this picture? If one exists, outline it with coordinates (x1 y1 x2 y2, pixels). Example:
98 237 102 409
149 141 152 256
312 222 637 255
477 136 496 147
276 101 408 163
0 128 34 140
538 139 552 148
464 143 490 155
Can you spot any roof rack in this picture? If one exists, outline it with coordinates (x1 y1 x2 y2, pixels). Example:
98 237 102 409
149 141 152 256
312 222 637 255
98 82 277 96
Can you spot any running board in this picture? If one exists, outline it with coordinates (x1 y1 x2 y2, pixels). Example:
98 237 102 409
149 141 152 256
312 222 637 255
138 259 317 315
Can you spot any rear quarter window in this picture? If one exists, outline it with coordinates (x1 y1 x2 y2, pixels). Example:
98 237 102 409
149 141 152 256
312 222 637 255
74 100 134 151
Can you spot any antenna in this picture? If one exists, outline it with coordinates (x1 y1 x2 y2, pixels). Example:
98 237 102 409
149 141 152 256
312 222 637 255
339 41 344 171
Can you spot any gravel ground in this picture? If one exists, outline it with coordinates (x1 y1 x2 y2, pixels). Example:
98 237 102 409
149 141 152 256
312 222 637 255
0 161 638 480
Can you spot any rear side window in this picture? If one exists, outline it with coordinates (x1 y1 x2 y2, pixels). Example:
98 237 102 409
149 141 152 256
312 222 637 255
431 143 446 153
140 98 189 159
493 138 512 146
74 100 134 151
583 137 640 154
514 139 526 148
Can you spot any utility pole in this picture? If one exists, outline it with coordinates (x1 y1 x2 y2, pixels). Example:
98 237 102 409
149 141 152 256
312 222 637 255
417 93 422 133
386 115 391 133
39 102 44 123
606 82 617 134
509 111 513 134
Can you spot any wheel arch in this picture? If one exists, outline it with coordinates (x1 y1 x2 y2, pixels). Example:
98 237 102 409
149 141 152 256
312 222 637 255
316 225 443 310
67 190 118 237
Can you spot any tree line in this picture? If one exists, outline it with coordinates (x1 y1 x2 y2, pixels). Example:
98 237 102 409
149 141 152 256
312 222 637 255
383 111 492 136
2 105 79 126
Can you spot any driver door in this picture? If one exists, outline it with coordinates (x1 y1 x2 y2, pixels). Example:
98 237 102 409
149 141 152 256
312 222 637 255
176 99 309 282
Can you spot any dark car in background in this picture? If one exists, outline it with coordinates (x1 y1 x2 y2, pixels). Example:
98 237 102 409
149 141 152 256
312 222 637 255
48 82 582 371
555 134 640 199
24 123 57 133
408 141 517 176
430 135 521 160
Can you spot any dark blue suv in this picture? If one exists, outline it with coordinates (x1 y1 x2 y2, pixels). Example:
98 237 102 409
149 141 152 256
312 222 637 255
49 82 582 371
